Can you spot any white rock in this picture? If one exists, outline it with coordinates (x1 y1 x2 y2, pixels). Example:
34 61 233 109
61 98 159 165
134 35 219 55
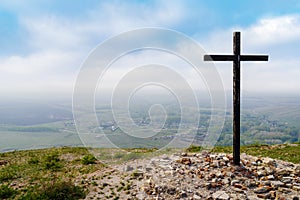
271 181 284 188
267 175 275 180
193 194 201 200
293 186 300 191
222 156 229 162
231 180 240 186
212 191 230 200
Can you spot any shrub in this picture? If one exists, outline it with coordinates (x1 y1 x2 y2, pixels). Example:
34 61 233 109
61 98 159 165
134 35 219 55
0 165 18 181
81 154 97 165
186 145 202 152
0 184 18 199
43 153 62 171
21 180 86 200
28 157 39 165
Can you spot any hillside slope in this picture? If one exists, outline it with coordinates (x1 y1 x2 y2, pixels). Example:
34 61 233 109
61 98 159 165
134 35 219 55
0 144 299 199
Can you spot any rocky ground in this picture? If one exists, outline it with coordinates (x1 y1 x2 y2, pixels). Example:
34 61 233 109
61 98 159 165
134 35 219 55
82 152 300 200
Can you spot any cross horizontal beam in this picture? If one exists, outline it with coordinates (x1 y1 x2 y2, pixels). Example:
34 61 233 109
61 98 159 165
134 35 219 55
204 55 269 61
240 55 269 61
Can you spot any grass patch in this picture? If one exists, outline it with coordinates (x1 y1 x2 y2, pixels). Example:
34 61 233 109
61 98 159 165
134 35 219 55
28 157 39 165
186 145 203 153
20 180 86 200
0 184 18 199
0 147 105 199
2 144 298 199
210 143 300 164
186 143 300 164
0 165 19 181
81 154 97 165
43 152 62 171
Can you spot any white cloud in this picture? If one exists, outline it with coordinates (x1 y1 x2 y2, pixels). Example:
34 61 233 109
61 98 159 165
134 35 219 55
1 1 300 97
200 14 300 94
0 1 188 97
201 14 300 51
21 16 84 51
0 50 81 97
244 15 300 47
0 50 79 75
19 1 186 50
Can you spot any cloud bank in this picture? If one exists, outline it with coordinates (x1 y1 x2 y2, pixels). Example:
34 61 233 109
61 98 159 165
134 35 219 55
0 1 299 99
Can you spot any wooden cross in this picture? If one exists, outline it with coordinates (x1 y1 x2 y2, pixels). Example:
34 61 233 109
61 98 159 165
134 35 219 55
204 32 269 165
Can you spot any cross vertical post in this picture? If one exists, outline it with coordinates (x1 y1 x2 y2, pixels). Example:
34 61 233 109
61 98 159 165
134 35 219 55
233 32 241 165
204 31 268 165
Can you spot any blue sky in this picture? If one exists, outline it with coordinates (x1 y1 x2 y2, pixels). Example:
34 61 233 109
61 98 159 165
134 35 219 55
0 0 300 98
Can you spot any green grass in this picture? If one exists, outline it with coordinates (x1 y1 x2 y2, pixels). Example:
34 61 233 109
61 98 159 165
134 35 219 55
0 147 105 199
0 146 174 199
20 180 86 200
186 143 300 164
211 143 300 164
186 145 203 153
1 143 299 199
43 152 63 170
0 185 18 199
81 154 97 165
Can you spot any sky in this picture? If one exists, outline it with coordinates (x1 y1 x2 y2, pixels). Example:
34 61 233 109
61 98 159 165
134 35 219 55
0 0 300 100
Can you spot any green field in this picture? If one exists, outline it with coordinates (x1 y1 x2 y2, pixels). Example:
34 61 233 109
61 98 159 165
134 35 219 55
0 95 299 152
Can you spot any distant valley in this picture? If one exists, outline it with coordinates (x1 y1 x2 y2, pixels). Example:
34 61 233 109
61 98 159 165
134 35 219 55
0 94 299 152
